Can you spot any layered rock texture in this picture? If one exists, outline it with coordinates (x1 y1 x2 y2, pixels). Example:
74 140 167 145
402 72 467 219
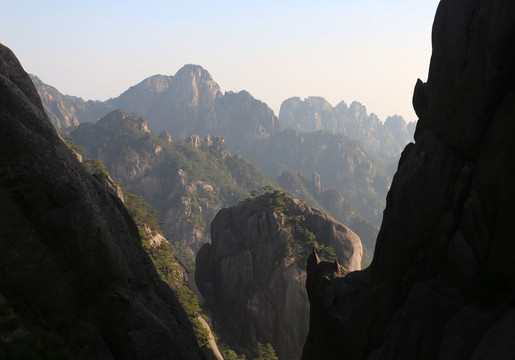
0 43 204 359
302 1 515 359
280 96 416 168
196 191 362 360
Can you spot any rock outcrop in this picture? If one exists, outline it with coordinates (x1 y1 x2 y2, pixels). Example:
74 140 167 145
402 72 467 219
302 1 515 359
196 191 362 360
0 43 204 359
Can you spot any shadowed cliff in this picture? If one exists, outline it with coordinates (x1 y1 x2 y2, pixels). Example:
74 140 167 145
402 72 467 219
302 0 515 359
0 43 205 359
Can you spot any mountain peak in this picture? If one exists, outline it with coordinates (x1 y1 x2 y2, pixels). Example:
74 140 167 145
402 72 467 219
175 64 214 81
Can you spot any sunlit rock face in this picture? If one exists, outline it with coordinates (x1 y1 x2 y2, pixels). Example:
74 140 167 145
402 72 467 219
196 191 361 360
301 1 515 359
0 43 205 359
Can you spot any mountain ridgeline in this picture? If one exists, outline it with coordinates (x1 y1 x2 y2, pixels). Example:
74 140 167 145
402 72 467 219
32 64 406 230
279 96 415 168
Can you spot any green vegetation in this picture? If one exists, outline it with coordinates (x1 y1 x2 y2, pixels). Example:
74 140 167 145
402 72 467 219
172 241 196 271
82 158 111 181
252 342 278 360
222 349 247 360
70 113 277 255
124 191 161 238
290 215 337 264
63 136 84 154
122 189 211 349
244 188 338 265
277 169 378 268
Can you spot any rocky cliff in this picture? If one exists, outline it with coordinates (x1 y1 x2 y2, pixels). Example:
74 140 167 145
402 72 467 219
0 43 205 359
302 1 515 359
196 191 362 360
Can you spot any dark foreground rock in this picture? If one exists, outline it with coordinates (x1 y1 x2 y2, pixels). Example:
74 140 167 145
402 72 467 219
196 191 361 360
0 43 204 359
302 1 515 359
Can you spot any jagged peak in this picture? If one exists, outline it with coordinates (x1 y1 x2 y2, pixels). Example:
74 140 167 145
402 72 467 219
334 100 348 110
349 100 367 114
305 96 332 107
385 114 407 128
280 96 333 109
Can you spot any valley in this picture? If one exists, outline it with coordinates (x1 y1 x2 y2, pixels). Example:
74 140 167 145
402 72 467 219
3 1 513 357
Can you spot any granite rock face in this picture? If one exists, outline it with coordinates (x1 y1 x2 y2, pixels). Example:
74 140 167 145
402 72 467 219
302 1 515 359
0 43 204 359
196 191 362 360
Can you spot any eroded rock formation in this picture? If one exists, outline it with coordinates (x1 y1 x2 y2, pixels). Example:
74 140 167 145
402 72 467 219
0 43 204 359
302 1 515 359
196 191 362 360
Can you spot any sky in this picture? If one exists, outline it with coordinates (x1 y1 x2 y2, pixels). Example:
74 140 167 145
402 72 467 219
2 0 440 123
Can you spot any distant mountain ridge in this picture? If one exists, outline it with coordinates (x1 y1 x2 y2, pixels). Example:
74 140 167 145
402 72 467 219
32 65 398 242
30 74 115 128
31 66 414 165
280 96 416 167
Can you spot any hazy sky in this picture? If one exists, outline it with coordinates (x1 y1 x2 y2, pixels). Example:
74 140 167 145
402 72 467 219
3 0 440 122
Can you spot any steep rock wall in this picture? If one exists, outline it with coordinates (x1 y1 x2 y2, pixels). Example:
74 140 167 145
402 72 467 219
302 1 515 359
